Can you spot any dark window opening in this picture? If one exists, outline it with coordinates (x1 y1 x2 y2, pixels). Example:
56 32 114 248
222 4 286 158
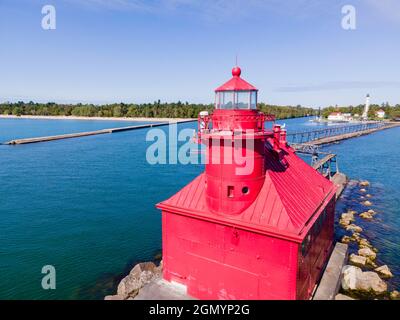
228 186 234 198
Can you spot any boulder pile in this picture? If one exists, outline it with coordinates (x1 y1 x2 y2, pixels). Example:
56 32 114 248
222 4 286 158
338 180 397 299
341 266 387 297
104 261 163 300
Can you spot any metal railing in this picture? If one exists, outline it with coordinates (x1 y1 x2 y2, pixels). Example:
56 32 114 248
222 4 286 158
286 122 386 144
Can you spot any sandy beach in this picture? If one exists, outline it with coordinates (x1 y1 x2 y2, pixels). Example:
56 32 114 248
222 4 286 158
0 115 195 123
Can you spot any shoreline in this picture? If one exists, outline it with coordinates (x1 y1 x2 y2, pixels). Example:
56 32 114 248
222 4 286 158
0 115 195 123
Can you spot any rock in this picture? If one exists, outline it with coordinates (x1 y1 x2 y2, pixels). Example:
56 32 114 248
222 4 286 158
341 236 353 244
335 293 355 300
341 212 355 222
129 261 158 278
362 200 373 206
357 239 378 252
359 181 370 187
366 194 372 198
357 272 387 295
358 247 377 260
154 252 162 260
346 224 363 233
360 188 367 193
341 265 387 297
340 212 355 228
360 212 374 220
368 209 376 214
117 262 159 299
104 295 124 300
358 238 370 245
351 233 361 242
366 258 378 269
154 260 163 275
390 290 400 300
342 265 362 291
358 238 372 248
349 254 367 267
339 218 351 227
374 265 393 279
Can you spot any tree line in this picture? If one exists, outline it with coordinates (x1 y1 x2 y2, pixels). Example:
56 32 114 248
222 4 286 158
0 101 315 120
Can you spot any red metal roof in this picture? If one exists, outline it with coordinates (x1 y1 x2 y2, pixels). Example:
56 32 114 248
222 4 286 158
157 143 336 240
215 67 258 92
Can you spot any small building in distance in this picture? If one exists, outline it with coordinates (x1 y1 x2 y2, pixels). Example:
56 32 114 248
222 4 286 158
327 112 352 122
327 112 343 122
376 109 386 119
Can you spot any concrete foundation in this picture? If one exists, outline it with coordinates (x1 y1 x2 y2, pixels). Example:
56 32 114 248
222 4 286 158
313 242 349 300
134 279 194 300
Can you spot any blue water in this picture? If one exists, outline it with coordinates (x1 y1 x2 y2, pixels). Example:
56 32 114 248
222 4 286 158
0 117 398 299
323 127 400 290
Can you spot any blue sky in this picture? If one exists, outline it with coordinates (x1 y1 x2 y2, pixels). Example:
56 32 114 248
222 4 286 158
0 0 399 107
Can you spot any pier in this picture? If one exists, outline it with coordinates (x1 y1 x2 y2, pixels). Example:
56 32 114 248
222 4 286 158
287 121 400 145
4 120 196 145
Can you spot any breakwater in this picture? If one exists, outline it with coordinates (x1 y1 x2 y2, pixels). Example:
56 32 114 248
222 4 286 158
4 120 196 145
287 122 400 146
312 122 400 145
335 180 399 300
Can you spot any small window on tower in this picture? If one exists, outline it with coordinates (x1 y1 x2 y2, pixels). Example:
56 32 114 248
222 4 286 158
227 186 234 198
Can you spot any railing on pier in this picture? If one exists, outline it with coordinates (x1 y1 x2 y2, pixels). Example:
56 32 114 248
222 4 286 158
312 153 338 179
292 144 338 180
286 122 385 144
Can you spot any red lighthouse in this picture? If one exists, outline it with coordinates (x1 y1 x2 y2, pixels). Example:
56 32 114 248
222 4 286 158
157 67 337 300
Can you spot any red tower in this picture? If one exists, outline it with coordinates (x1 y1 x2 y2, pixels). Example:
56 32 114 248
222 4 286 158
157 67 337 300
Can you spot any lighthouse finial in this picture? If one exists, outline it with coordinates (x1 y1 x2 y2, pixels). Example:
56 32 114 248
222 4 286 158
232 55 241 77
232 65 241 77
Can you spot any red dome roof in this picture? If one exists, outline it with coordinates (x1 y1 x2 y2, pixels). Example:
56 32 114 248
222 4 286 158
215 66 258 92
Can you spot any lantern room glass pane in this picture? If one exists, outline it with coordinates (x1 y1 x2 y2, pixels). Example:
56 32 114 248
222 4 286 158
215 91 257 110
216 92 234 109
236 92 250 109
250 91 257 109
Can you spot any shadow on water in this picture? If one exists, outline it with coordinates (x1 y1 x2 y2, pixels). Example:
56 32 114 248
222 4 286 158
74 249 162 300
335 180 400 291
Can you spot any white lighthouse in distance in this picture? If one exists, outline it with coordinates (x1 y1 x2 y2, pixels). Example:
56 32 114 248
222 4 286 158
362 94 370 120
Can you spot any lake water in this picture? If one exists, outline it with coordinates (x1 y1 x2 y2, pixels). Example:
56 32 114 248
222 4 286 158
0 117 398 299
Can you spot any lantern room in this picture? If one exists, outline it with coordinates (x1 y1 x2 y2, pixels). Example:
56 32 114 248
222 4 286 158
157 66 337 300
215 67 258 110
